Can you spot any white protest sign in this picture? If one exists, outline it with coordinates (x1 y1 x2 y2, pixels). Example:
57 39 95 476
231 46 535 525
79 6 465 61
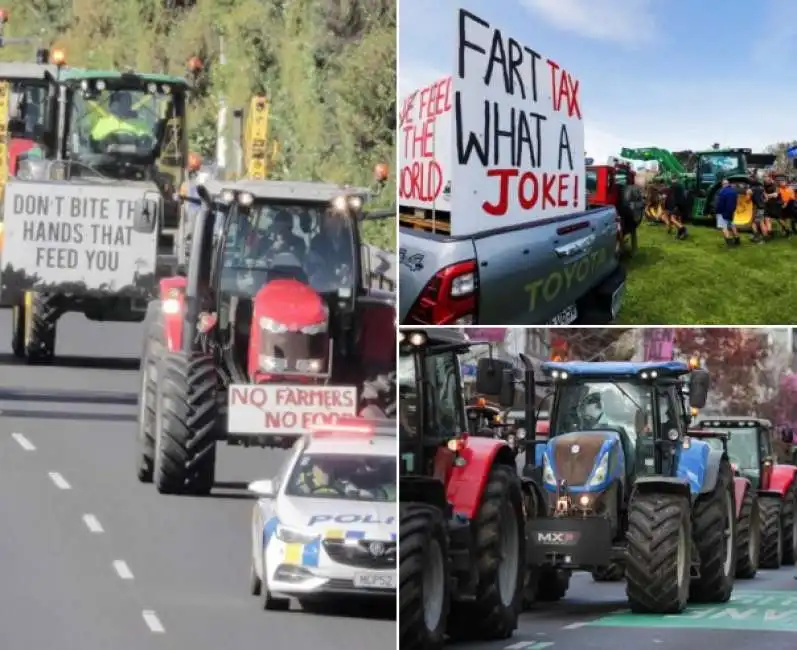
228 384 358 435
399 75 453 210
1 180 158 291
443 3 585 236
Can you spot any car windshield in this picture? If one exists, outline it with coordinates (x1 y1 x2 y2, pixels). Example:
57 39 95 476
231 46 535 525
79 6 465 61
8 81 48 138
219 200 356 297
701 426 760 471
285 453 396 502
552 381 654 447
67 82 177 176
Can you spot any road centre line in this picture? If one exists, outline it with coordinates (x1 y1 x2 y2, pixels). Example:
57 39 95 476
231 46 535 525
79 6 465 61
562 621 588 629
82 514 104 533
11 433 35 450
48 472 71 489
142 610 165 633
113 560 134 580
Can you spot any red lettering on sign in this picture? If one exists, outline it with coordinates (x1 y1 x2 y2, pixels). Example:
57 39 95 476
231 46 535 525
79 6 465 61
274 387 354 409
399 76 452 203
482 169 579 216
230 385 268 407
546 59 581 119
263 411 298 429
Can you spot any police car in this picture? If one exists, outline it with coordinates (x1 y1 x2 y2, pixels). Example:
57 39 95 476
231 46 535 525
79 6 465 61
248 418 396 610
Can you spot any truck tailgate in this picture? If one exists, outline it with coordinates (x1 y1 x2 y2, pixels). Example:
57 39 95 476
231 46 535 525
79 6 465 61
473 207 619 324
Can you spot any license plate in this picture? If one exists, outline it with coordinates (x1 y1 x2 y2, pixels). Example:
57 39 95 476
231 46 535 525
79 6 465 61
353 572 396 590
547 305 577 325
611 284 625 320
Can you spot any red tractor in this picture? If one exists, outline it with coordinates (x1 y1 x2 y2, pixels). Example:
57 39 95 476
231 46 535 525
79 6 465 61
587 162 643 255
686 428 761 579
132 179 395 494
399 329 537 649
694 416 797 569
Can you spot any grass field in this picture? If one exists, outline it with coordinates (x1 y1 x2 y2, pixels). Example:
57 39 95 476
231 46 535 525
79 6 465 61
617 222 797 325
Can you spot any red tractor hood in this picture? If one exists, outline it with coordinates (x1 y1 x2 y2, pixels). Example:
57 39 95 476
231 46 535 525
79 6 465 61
8 138 37 175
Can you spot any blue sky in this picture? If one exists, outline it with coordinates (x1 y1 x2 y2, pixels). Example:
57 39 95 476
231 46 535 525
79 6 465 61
399 0 797 162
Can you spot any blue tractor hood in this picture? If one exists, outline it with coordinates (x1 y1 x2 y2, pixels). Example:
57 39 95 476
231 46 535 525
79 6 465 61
540 430 623 491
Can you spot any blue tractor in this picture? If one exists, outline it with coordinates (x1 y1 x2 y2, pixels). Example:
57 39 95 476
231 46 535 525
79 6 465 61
510 360 736 614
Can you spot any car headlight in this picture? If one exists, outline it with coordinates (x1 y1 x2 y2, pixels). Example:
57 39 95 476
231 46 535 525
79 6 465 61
542 454 555 485
275 525 319 545
587 453 609 487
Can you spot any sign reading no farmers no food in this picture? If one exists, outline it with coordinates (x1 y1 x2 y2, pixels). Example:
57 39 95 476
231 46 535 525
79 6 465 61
2 183 158 290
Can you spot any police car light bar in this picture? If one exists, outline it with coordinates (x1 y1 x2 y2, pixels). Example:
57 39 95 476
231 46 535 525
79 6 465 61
311 421 374 439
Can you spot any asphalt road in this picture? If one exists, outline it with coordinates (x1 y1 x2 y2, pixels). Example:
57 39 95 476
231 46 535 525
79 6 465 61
0 312 395 649
464 556 797 650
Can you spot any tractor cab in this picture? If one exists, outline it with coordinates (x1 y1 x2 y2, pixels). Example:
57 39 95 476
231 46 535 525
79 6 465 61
586 162 634 208
465 396 505 434
693 417 776 489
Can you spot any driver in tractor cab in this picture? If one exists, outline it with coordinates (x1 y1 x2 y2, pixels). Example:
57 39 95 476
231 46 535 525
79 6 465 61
580 392 609 429
89 91 151 150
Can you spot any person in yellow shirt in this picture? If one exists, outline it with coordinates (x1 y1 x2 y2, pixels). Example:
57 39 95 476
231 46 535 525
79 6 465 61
89 92 154 152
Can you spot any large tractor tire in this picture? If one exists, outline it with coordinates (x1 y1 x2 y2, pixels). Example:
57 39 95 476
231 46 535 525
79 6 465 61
780 483 797 565
399 503 450 650
625 491 691 613
359 371 396 419
735 488 760 579
153 351 218 495
592 562 625 582
758 497 783 569
25 292 58 364
448 464 525 641
689 459 736 603
135 303 163 484
11 302 25 358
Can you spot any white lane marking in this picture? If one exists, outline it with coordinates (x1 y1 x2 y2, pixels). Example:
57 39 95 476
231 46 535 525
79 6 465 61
562 621 589 629
142 610 165 633
11 433 35 450
48 472 71 489
113 560 134 580
82 514 104 533
505 643 555 650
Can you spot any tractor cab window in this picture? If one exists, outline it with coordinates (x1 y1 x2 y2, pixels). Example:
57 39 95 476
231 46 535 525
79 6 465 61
219 200 356 298
614 170 629 186
424 352 465 440
701 425 760 472
698 153 744 185
586 170 598 193
398 354 418 440
66 78 181 179
8 81 48 139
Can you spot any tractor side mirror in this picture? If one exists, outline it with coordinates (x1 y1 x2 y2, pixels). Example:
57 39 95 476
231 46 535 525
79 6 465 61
688 369 710 408
476 357 513 402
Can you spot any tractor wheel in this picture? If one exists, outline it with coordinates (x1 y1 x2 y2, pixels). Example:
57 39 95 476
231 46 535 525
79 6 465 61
359 371 396 419
448 464 525 641
689 460 736 603
535 567 570 601
758 497 783 569
11 302 25 358
625 491 691 613
780 483 797 565
153 351 218 495
399 503 450 650
135 303 163 484
735 488 760 579
592 562 625 582
25 293 58 364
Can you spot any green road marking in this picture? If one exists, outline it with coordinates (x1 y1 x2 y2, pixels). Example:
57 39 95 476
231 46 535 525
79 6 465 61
588 591 797 632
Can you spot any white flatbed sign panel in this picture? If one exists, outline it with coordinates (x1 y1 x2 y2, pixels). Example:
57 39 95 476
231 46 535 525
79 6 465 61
398 1 586 237
228 384 358 435
0 180 158 300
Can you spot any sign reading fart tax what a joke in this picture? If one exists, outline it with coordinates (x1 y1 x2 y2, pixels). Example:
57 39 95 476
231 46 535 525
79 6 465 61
589 590 797 633
1 182 158 290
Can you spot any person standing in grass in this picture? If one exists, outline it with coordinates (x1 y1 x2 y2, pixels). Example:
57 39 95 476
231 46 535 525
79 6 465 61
749 182 769 242
764 174 783 235
778 177 796 235
715 178 740 246
664 177 688 239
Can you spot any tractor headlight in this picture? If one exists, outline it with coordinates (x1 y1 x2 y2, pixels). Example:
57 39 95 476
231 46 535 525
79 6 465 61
260 316 289 333
542 454 556 485
587 453 609 487
260 355 288 372
238 191 254 207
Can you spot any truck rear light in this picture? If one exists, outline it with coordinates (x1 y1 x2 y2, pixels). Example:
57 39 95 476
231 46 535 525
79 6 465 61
404 260 477 325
